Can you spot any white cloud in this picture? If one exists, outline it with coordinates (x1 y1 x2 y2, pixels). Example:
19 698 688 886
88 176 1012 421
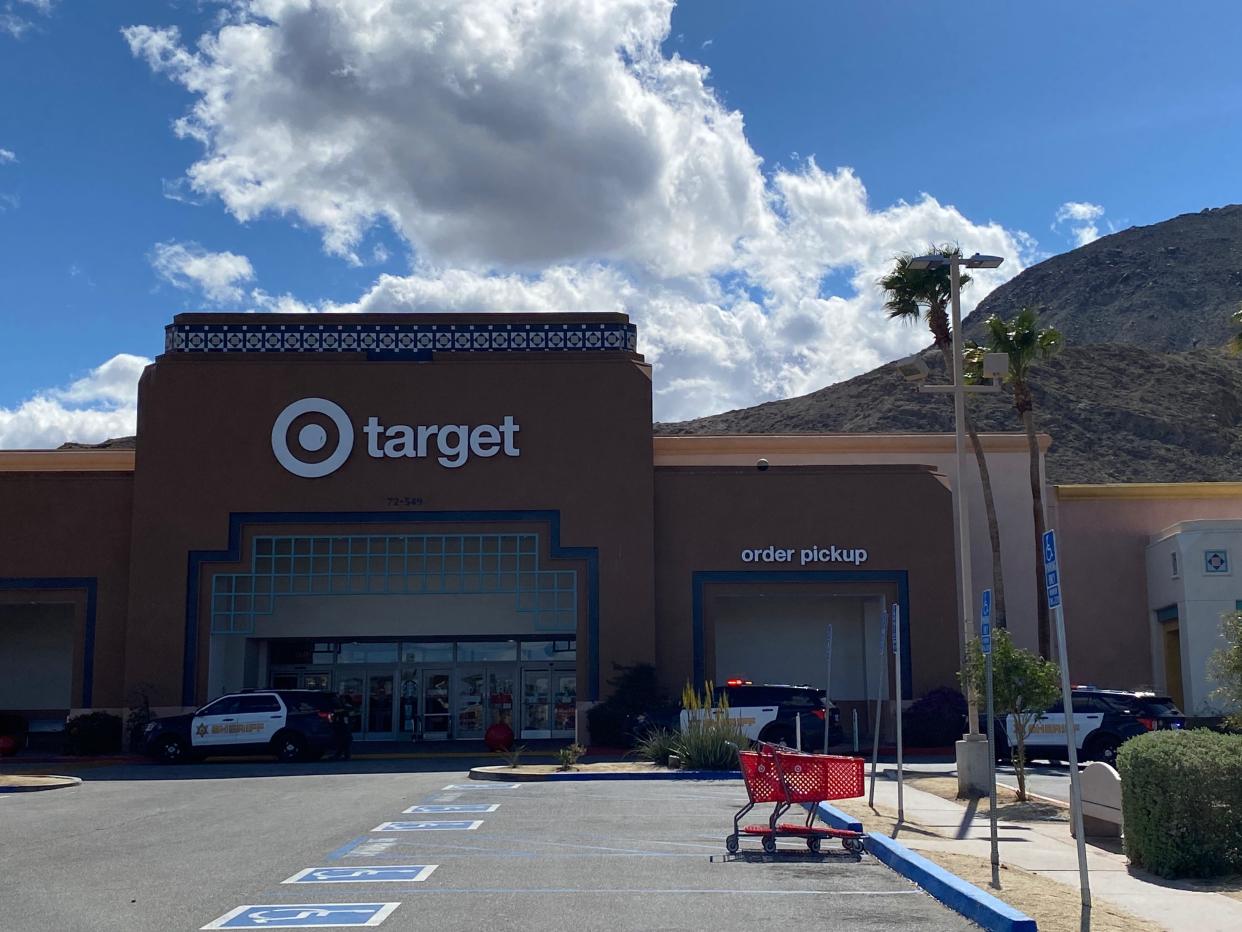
0 354 149 449
0 148 16 164
126 1 1035 422
1053 200 1106 247
149 240 255 304
2 0 55 39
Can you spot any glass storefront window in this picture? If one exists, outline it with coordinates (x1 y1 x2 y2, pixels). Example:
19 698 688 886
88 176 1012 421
338 641 398 664
457 640 517 662
401 642 453 663
521 641 561 661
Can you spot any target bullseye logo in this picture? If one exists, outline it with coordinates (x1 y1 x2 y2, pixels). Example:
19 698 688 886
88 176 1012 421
271 397 354 478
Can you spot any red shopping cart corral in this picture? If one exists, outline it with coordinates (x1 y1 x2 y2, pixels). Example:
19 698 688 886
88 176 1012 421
726 741 866 855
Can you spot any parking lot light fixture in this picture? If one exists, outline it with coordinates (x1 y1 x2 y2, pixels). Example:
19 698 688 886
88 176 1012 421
902 248 1006 797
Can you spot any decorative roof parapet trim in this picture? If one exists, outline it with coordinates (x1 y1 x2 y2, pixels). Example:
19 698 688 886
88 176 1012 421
164 320 638 355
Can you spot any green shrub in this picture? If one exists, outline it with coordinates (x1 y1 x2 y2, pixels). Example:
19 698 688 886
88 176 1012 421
1119 729 1242 878
64 711 123 755
675 682 746 770
633 727 679 767
557 743 586 771
500 744 527 768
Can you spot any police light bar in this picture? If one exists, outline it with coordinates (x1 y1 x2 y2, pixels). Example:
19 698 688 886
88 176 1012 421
725 678 752 686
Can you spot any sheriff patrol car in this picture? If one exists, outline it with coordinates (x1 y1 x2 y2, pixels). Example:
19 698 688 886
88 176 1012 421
142 690 341 763
681 681 844 749
993 687 1184 766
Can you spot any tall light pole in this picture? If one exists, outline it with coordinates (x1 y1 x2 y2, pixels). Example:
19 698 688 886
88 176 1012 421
905 251 1005 797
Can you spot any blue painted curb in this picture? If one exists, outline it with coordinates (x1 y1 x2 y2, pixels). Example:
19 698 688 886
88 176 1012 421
800 801 864 833
470 766 738 782
865 832 1036 932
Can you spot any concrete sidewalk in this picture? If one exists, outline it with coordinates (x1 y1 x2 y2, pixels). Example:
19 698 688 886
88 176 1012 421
864 772 1242 932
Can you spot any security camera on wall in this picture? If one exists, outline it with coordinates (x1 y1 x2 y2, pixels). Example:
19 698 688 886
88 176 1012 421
896 356 930 383
756 458 769 471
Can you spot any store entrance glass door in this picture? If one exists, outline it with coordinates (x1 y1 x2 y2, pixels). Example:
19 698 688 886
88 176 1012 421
366 672 395 739
421 669 451 740
398 670 419 738
520 668 552 739
551 670 576 739
456 667 486 740
488 666 516 735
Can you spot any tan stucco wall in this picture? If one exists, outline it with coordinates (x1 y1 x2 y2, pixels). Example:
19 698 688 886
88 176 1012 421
656 433 1049 655
1051 485 1242 692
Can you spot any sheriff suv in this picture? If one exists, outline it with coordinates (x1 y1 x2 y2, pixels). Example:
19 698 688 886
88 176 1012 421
995 687 1185 767
686 681 843 749
142 690 342 764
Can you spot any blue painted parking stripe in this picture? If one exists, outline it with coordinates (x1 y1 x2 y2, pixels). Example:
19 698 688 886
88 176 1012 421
404 804 499 814
441 783 522 790
371 820 483 832
201 903 400 928
283 866 437 884
325 837 371 861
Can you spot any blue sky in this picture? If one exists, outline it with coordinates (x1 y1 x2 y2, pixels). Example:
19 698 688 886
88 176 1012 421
1 0 1240 445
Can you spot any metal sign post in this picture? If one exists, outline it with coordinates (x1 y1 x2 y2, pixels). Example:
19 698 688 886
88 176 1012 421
1044 530 1092 917
981 589 1000 889
893 603 904 823
868 604 889 808
824 624 834 754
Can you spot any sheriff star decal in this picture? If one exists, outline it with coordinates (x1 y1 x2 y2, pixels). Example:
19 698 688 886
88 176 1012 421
195 723 208 738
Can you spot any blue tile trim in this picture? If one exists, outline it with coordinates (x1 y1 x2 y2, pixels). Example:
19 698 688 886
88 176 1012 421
0 576 98 706
183 510 599 706
690 570 911 695
165 321 639 356
865 832 1036 932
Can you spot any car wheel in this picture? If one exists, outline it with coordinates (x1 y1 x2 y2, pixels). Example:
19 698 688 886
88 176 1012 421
273 731 307 763
155 735 190 764
1086 734 1121 767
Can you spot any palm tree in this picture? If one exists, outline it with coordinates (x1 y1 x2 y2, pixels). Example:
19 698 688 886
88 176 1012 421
880 245 1008 632
965 308 1063 658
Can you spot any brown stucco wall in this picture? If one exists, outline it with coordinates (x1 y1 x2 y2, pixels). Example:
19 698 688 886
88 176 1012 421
0 470 133 707
123 326 655 707
1052 488 1242 689
652 465 958 700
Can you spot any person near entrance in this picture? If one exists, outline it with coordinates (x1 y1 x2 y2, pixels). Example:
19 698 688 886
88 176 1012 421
329 705 353 761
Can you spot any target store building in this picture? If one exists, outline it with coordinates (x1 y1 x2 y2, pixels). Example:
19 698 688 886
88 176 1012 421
0 311 994 744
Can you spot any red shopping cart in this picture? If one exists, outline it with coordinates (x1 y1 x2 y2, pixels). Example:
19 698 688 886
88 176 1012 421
727 741 866 855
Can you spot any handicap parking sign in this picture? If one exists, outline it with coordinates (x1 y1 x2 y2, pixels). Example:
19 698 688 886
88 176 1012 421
202 903 399 929
283 866 437 884
1043 529 1057 567
371 820 482 832
404 804 499 814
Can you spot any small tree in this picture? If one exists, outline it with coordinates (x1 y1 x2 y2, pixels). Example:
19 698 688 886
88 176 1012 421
1209 610 1242 730
963 629 1061 800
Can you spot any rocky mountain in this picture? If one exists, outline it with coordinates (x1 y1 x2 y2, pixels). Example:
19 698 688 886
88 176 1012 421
658 206 1242 484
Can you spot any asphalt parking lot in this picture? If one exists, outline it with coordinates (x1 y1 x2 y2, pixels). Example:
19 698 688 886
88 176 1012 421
0 760 977 931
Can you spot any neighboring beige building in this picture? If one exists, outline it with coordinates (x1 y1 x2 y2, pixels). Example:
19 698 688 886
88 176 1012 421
1144 520 1242 714
1051 484 1242 714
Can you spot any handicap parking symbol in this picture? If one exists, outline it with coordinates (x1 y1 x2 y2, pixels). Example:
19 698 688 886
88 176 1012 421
284 865 437 884
403 804 498 814
202 903 399 929
371 820 483 832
